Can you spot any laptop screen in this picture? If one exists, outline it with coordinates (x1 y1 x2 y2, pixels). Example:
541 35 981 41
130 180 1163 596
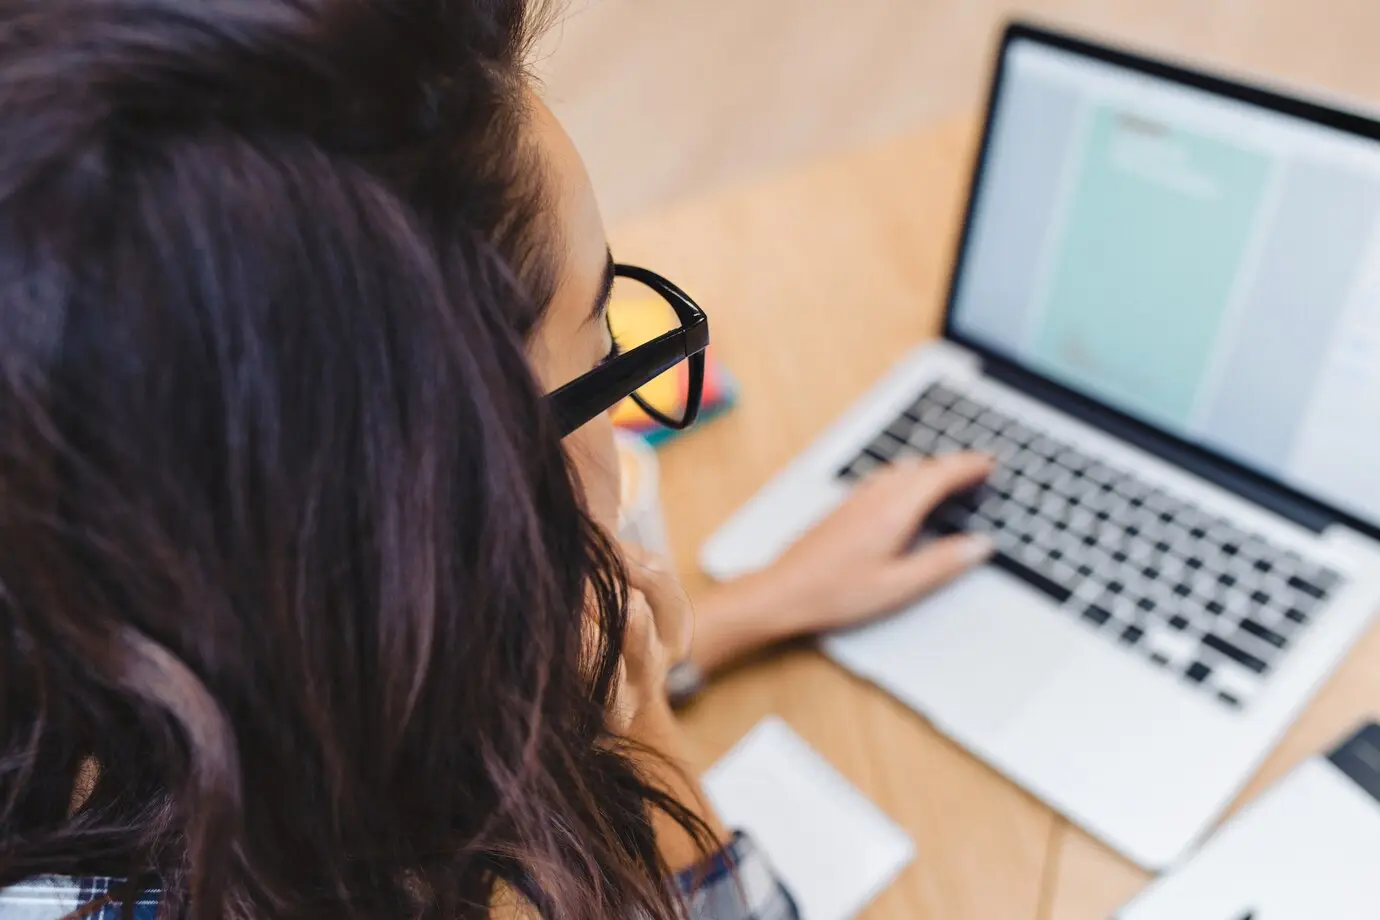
949 35 1380 528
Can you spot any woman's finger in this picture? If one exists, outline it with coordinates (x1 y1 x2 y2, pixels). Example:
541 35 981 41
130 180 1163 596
877 453 992 527
623 544 694 662
620 589 663 672
839 453 992 552
873 532 995 611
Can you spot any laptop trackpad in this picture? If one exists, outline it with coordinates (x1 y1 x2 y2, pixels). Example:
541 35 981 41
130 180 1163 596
821 566 1075 737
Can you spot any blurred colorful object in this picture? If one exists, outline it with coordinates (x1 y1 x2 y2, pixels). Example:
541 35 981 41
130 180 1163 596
608 294 737 446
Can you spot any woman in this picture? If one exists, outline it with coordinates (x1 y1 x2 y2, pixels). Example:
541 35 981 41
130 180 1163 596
0 1 992 917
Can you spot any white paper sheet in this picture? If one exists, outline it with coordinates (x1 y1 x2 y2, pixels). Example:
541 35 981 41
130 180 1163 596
701 717 916 920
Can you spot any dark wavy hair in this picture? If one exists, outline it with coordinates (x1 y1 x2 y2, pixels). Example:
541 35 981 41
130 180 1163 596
0 1 708 917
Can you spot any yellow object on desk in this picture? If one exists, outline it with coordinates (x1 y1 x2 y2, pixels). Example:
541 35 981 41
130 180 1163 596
609 113 1380 920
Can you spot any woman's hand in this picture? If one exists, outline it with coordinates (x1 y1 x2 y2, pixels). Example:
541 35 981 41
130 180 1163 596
770 452 995 630
608 545 693 733
690 452 995 674
609 544 731 869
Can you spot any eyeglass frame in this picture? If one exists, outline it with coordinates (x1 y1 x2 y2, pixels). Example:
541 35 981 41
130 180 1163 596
546 264 709 438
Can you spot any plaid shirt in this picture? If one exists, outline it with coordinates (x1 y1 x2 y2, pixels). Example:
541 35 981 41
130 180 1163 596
0 831 798 920
674 832 799 920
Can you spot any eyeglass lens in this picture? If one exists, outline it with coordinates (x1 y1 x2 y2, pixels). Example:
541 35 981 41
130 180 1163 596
606 272 690 427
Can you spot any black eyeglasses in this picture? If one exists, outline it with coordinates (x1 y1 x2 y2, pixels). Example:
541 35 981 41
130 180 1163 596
547 264 709 438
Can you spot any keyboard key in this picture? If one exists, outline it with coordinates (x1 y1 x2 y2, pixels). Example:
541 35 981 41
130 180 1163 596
902 401 928 424
1155 628 1198 665
1005 422 1035 445
1144 489 1172 511
885 417 915 440
1074 579 1103 603
1159 554 1186 580
933 435 962 455
1287 574 1327 600
1217 691 1242 708
1120 624 1145 645
1111 595 1140 620
1285 607 1310 625
1202 634 1268 674
1169 615 1190 631
1082 605 1112 627
928 385 959 407
863 445 891 464
1193 571 1220 596
1051 559 1079 585
908 428 938 451
951 397 980 419
976 410 1008 431
1316 568 1343 593
968 429 996 451
1185 661 1212 683
1212 660 1260 703
1240 618 1287 649
990 552 1073 604
946 421 977 446
991 440 1021 463
1085 461 1113 484
1056 448 1088 471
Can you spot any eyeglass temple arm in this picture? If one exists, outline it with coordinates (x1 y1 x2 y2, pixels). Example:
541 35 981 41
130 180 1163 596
548 330 691 436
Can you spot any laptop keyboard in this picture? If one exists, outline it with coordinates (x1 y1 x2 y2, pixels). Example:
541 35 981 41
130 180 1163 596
839 381 1345 710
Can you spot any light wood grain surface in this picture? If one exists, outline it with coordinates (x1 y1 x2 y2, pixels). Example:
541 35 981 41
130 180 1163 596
609 114 1380 920
543 0 1380 222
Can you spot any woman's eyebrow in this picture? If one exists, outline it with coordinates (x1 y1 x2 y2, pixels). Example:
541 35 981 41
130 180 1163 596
588 249 615 325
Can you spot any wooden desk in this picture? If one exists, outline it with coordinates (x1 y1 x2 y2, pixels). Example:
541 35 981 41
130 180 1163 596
608 114 1380 920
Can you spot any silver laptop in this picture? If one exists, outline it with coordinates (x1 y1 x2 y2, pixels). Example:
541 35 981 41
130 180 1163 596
701 22 1380 870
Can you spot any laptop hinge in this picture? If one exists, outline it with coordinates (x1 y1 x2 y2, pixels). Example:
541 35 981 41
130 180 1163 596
980 356 1336 536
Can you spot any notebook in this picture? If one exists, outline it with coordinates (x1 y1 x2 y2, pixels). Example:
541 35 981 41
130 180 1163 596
1118 721 1380 920
701 717 915 920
